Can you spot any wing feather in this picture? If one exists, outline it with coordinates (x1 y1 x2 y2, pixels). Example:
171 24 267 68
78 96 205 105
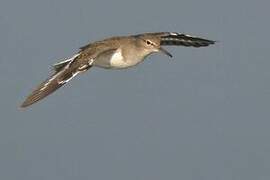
21 66 81 108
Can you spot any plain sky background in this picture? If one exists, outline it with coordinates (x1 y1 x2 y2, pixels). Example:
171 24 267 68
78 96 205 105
1 0 270 179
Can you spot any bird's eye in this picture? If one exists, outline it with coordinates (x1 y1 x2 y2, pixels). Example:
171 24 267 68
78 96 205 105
146 40 152 45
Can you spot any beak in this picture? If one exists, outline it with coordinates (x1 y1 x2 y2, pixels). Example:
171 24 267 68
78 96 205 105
159 47 173 58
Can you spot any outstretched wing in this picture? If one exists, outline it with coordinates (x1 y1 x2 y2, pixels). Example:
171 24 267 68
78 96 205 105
53 53 80 72
141 32 215 47
21 43 115 108
20 65 81 108
159 32 215 47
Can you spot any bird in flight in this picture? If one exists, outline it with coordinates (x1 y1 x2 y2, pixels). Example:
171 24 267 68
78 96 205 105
21 32 215 108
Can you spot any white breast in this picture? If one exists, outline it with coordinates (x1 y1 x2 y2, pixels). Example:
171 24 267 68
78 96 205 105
110 48 128 68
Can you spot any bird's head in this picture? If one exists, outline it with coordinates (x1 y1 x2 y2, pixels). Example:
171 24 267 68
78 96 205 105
135 34 173 58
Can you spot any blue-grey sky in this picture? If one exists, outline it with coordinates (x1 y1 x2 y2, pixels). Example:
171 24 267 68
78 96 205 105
1 0 270 179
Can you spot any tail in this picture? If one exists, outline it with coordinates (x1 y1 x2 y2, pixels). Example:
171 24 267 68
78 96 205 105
21 63 80 108
160 32 215 47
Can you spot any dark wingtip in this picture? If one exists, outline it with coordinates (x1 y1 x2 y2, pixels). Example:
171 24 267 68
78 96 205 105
20 93 42 108
20 99 33 108
160 33 216 48
20 102 28 108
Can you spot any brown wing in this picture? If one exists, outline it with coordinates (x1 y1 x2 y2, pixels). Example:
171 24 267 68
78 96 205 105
20 65 81 108
135 32 215 47
159 32 215 47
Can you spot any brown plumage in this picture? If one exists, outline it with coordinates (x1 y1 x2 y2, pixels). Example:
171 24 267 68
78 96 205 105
20 61 84 108
21 32 215 108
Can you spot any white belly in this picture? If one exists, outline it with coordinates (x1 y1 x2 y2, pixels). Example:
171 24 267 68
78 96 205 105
109 49 129 68
109 49 142 69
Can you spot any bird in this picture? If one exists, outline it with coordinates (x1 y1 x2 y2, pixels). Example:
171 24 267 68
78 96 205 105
21 32 215 108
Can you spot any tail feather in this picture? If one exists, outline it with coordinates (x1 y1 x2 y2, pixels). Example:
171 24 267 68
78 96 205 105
21 67 78 108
